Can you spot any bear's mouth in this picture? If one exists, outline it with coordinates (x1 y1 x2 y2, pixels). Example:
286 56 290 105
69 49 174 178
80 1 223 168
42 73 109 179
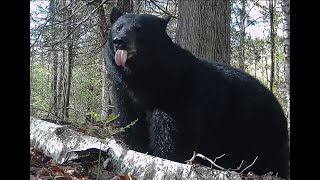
114 46 137 67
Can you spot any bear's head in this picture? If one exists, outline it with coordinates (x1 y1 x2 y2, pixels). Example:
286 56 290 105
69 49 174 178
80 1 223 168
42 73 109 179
109 7 171 67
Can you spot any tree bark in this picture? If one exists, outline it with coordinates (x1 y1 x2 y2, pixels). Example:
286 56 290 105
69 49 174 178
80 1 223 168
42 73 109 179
282 0 290 121
132 0 141 13
239 0 246 70
57 0 67 121
51 52 58 117
269 0 275 92
101 54 112 119
254 51 258 78
265 53 269 84
64 0 75 121
117 0 133 13
176 0 231 64
93 0 114 119
49 0 59 119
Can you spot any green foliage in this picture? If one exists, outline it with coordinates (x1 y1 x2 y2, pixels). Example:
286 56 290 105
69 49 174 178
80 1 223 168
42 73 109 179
30 0 107 121
117 119 139 135
30 64 50 117
104 113 120 125
86 111 101 121
69 63 103 122
84 112 119 125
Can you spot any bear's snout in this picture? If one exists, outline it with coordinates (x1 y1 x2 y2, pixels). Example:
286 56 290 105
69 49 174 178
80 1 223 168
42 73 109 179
113 37 127 50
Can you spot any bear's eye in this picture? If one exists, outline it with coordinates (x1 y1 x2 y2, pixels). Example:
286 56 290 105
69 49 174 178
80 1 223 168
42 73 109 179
116 24 123 32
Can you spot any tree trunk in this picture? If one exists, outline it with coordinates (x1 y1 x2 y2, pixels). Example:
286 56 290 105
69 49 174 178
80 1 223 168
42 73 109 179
269 0 275 92
64 43 73 121
57 0 67 121
265 55 269 84
282 0 290 121
95 0 114 119
117 0 133 13
254 52 258 78
57 48 68 120
176 0 231 64
51 52 58 117
101 55 112 119
239 0 246 70
64 0 75 121
132 0 141 13
49 0 58 118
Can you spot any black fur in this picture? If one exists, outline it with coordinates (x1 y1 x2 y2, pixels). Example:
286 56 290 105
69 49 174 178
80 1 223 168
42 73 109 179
106 7 289 178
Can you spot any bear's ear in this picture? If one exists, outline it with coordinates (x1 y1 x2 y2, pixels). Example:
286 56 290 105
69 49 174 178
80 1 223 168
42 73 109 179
110 7 123 24
162 15 171 27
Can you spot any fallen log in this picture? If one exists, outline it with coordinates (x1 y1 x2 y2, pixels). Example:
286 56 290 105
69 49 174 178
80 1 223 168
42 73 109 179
30 117 283 180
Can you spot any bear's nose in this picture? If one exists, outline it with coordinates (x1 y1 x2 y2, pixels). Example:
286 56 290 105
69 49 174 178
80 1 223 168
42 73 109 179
113 37 124 47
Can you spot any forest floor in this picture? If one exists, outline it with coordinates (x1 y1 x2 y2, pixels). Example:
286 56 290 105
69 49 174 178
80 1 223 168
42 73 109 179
30 147 125 180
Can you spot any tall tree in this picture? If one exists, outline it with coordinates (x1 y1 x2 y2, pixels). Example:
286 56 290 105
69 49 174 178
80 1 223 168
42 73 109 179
117 0 133 12
91 0 114 120
49 0 59 119
269 0 276 92
282 0 290 121
57 46 66 120
176 0 231 64
230 0 261 71
64 0 76 121
57 0 67 120
132 0 141 13
239 0 247 70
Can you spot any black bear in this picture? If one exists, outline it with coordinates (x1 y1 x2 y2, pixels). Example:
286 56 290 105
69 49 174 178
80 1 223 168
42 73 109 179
106 7 289 178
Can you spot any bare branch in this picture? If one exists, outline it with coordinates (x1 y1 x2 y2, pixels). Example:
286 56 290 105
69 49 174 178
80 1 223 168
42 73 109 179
186 151 259 176
149 0 177 19
186 151 227 171
240 156 258 174
50 0 109 47
30 105 62 120
247 0 260 14
245 16 263 28
230 160 245 171
47 1 92 27
30 2 77 48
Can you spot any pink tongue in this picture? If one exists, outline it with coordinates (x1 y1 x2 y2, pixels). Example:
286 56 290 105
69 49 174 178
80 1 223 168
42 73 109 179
115 50 127 66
